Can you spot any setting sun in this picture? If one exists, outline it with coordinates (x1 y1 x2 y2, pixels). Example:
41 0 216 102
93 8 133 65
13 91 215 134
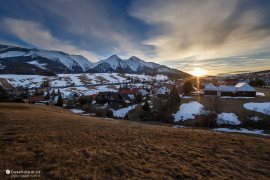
191 68 207 77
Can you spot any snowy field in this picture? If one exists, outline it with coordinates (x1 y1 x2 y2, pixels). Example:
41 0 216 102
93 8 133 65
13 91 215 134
174 101 204 121
0 73 168 88
113 105 137 118
0 73 168 96
213 128 269 136
243 102 270 115
217 113 241 125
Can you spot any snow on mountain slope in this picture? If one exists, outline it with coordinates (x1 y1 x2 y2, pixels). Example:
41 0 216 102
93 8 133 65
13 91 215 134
69 55 94 71
0 44 189 76
25 50 93 71
93 55 126 70
0 45 93 72
91 55 171 73
125 56 158 71
0 51 27 58
27 60 47 70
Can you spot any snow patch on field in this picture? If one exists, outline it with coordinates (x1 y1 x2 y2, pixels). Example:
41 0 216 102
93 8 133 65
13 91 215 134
70 109 85 114
213 128 269 136
243 102 270 115
113 105 136 118
0 74 45 88
217 113 241 125
174 101 204 121
0 62 6 69
250 116 262 122
220 96 254 99
256 92 265 96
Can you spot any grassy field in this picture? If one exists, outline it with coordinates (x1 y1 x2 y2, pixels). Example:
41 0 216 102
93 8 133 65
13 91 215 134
0 103 270 179
182 88 270 122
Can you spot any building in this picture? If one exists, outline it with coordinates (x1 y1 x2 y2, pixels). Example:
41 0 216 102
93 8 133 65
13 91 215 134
203 82 256 97
29 96 45 103
219 86 236 96
235 83 256 97
67 92 79 100
156 86 170 95
203 83 218 95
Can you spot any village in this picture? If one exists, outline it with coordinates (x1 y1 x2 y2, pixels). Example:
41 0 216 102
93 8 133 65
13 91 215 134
1 72 269 127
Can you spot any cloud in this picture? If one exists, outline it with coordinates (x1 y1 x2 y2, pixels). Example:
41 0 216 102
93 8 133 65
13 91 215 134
26 0 153 59
130 0 270 61
2 17 99 61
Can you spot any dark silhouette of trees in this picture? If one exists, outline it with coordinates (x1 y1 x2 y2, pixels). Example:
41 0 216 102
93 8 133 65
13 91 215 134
183 80 193 94
0 85 8 101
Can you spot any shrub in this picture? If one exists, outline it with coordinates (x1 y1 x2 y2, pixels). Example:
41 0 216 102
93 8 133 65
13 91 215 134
82 104 97 114
79 96 91 105
242 115 270 130
96 108 113 117
195 112 217 128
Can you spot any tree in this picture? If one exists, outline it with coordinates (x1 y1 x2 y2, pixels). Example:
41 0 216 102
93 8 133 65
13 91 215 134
45 90 51 100
79 95 91 105
142 101 151 111
135 93 143 103
249 79 265 87
51 89 56 98
41 80 50 88
183 80 193 94
167 85 181 113
0 85 8 101
56 94 63 107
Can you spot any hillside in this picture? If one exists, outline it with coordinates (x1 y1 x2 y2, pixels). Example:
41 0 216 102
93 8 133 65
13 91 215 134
0 73 168 96
0 44 190 78
1 103 270 179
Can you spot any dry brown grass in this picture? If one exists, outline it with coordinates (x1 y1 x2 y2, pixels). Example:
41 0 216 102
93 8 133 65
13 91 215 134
0 103 270 179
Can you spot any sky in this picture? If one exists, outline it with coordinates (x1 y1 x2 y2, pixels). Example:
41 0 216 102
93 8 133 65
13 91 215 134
0 0 270 75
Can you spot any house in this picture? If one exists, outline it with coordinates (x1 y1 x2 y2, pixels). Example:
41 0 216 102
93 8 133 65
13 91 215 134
219 86 236 96
138 89 149 97
235 83 256 97
96 92 111 104
156 86 170 95
67 92 79 100
203 83 218 95
29 96 45 103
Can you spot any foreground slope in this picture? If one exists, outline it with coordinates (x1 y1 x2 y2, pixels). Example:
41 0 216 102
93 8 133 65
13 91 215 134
0 103 270 179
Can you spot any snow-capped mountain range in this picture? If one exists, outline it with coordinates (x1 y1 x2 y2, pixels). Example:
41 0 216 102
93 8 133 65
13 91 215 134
0 44 189 77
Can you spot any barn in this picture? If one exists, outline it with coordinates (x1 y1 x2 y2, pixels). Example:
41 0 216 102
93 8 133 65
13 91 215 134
219 86 236 96
203 83 218 95
235 83 256 97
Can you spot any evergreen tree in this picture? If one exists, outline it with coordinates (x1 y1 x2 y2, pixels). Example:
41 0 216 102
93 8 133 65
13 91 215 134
33 88 39 96
0 85 8 101
45 90 51 100
167 85 181 113
41 80 50 88
56 93 63 107
183 80 193 94
135 93 143 103
51 89 56 97
142 101 150 111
